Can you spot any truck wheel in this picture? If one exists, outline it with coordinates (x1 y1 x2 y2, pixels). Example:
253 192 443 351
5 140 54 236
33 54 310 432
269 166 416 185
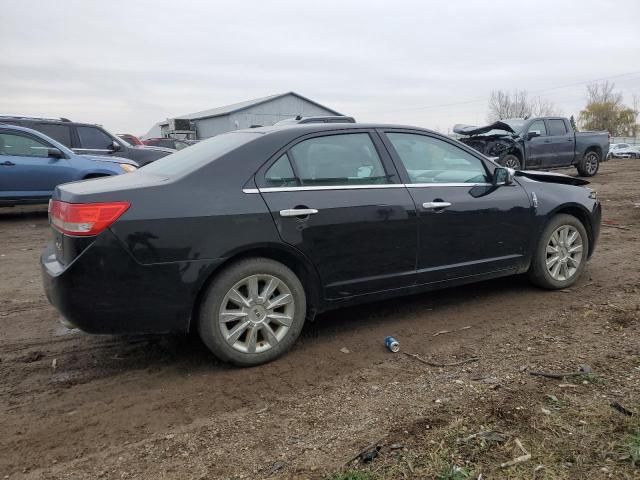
501 154 521 169
528 214 589 290
576 150 600 177
198 258 306 367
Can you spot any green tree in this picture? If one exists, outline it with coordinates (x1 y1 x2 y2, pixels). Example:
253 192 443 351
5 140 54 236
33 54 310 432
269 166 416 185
579 82 638 135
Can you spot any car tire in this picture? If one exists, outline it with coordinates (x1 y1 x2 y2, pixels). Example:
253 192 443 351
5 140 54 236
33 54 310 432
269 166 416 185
528 214 589 290
576 150 600 177
198 258 306 367
500 154 521 169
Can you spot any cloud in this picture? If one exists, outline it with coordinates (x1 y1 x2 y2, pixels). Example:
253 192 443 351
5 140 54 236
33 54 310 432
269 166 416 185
1 0 639 135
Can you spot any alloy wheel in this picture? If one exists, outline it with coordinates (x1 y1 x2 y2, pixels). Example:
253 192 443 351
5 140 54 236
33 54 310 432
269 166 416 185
218 274 295 354
503 157 520 169
545 225 583 281
584 152 599 175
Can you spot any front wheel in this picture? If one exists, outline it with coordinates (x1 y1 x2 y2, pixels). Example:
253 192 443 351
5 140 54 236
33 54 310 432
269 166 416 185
501 154 521 170
528 214 589 290
198 258 307 366
576 150 600 177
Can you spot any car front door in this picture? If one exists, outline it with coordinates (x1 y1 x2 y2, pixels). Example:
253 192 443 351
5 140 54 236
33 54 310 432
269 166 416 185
380 130 533 285
0 130 75 199
524 120 549 168
545 118 575 166
74 125 121 157
255 130 418 299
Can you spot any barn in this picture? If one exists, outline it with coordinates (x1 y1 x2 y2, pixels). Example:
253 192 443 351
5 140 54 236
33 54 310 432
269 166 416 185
142 91 343 140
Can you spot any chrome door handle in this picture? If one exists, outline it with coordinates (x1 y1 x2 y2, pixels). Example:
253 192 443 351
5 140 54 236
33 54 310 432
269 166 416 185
422 202 452 210
279 208 319 217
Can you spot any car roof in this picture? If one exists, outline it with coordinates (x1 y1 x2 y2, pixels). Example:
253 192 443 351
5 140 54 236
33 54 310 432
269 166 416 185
237 122 437 136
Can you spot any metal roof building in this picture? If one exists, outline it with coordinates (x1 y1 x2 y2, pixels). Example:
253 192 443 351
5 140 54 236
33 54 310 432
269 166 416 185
142 91 343 140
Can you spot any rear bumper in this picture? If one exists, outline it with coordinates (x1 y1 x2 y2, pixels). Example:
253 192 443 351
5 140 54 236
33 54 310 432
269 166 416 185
41 229 221 334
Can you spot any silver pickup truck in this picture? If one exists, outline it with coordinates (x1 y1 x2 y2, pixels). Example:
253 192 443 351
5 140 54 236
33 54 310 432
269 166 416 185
454 117 609 177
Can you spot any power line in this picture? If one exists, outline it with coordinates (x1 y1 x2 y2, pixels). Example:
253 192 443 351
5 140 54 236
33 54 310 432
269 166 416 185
355 70 640 115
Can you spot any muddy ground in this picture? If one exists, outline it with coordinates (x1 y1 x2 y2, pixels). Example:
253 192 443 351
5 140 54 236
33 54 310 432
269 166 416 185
1 160 639 480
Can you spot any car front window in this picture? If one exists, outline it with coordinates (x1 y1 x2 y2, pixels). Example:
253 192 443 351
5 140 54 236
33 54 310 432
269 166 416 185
386 132 489 184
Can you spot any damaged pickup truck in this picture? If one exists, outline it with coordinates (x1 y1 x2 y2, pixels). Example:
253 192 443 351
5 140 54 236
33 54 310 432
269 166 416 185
454 117 609 177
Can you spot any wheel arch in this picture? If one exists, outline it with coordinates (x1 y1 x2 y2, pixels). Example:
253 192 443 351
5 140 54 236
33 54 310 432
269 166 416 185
584 144 602 160
188 243 323 332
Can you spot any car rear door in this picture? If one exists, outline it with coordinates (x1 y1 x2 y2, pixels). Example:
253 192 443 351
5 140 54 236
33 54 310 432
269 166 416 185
0 130 75 199
380 130 533 285
254 130 418 299
545 118 575 166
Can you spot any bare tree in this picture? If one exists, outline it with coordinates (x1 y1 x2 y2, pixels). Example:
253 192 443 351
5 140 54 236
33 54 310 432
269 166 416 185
585 81 622 105
488 90 559 121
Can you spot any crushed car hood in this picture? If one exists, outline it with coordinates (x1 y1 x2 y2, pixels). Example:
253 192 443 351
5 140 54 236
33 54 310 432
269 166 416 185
515 170 589 186
453 121 517 136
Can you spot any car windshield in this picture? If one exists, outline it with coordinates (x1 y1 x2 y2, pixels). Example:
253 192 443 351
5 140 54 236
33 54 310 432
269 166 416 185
141 132 261 176
501 119 527 133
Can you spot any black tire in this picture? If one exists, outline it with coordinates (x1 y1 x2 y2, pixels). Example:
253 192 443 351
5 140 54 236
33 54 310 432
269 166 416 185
576 150 600 177
198 258 306 367
500 154 521 170
528 214 589 290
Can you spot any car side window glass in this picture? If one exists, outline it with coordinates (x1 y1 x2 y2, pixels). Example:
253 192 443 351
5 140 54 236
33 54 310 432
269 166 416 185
77 126 114 149
35 123 72 147
264 154 297 187
528 120 547 136
547 119 567 136
386 133 489 184
289 133 388 186
0 132 50 157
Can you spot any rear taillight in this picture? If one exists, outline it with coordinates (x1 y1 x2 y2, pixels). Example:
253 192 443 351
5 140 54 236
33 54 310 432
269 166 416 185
49 200 130 236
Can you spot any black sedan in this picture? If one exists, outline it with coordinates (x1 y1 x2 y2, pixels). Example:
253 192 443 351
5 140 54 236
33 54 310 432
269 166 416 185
42 123 601 366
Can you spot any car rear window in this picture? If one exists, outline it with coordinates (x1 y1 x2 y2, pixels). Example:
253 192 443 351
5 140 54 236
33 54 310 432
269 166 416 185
142 132 261 176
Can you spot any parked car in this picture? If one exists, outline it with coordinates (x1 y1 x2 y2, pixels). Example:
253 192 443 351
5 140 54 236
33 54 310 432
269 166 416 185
0 116 174 166
608 143 640 159
143 137 192 150
0 124 137 206
117 133 144 146
273 115 356 126
454 117 609 177
42 123 601 366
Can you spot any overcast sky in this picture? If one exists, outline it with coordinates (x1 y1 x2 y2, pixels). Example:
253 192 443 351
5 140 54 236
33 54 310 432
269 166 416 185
2 0 639 136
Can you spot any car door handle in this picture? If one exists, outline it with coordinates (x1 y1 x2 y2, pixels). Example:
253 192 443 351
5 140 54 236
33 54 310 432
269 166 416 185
544 139 552 143
1 160 16 166
279 208 319 217
422 202 452 210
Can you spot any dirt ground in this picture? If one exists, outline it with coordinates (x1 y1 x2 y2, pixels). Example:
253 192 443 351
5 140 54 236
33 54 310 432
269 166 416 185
1 160 639 480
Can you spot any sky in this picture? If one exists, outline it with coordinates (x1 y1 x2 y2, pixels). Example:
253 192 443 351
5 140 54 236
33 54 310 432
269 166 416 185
2 0 640 136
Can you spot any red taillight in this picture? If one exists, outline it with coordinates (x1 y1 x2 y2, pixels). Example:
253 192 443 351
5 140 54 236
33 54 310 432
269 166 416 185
49 200 130 236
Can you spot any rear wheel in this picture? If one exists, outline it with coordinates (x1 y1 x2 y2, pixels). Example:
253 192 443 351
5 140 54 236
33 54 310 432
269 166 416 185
501 154 521 169
576 150 600 177
528 214 589 289
198 258 306 366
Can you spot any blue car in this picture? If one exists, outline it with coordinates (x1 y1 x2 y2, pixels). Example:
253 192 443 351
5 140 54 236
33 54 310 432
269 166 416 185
0 124 138 206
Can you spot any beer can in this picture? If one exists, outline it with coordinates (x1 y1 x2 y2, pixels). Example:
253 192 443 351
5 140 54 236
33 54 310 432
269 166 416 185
384 335 400 353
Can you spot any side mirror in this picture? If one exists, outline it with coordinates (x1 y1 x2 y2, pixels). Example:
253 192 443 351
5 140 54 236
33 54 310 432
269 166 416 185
527 131 540 141
111 141 122 152
47 147 64 158
493 167 514 185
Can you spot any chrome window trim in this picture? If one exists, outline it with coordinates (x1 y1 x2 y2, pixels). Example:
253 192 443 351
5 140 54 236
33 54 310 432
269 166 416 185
243 182 492 194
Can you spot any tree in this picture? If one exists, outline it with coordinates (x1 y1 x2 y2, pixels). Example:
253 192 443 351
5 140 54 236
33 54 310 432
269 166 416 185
487 90 560 121
578 82 638 136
